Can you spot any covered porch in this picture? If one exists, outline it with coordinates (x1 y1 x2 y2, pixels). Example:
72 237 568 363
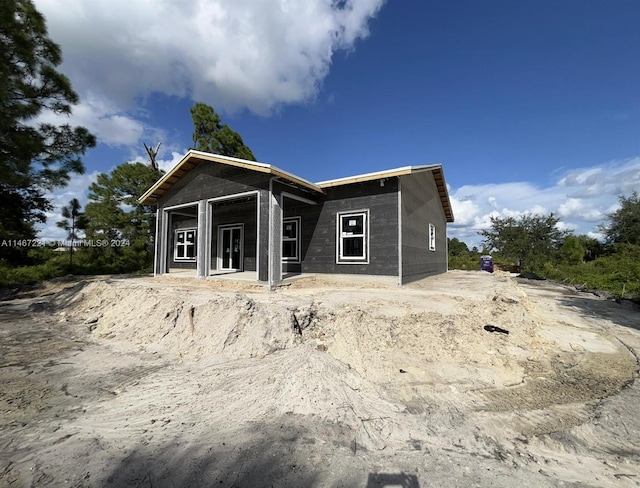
155 185 320 288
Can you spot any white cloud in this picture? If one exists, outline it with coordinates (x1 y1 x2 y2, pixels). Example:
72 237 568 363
557 198 603 222
448 157 640 247
558 157 640 198
450 196 481 226
72 94 146 146
35 0 385 114
33 92 147 147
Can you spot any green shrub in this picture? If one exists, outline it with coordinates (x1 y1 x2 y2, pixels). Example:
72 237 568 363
544 244 640 298
0 258 66 287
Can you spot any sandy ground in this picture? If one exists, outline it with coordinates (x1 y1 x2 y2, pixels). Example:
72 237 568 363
1 270 639 487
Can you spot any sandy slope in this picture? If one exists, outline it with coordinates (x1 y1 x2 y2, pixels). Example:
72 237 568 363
1 271 639 487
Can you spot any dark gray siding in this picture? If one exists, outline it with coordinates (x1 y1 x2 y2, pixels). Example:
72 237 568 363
210 200 257 271
274 179 321 203
284 179 399 276
152 160 449 283
158 162 270 208
400 171 447 283
277 181 322 276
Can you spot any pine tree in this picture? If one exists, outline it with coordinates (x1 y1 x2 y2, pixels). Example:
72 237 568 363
56 198 87 270
190 103 256 160
84 162 162 272
0 0 95 262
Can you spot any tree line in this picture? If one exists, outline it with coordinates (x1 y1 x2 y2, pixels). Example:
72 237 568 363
448 194 640 298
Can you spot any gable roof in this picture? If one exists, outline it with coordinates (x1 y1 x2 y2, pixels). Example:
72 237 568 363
138 151 454 222
138 150 324 205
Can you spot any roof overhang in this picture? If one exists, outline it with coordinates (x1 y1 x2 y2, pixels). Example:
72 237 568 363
138 150 324 205
138 152 454 223
316 165 454 222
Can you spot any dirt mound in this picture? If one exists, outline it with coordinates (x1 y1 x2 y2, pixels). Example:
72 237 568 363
48 273 638 427
52 280 313 360
4 271 640 487
52 274 539 390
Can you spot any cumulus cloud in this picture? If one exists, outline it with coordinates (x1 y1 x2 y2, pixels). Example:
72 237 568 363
35 0 385 114
558 157 640 198
557 198 603 222
33 92 147 147
448 157 640 247
449 196 481 226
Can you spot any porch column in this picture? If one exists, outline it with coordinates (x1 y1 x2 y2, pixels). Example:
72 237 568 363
196 199 209 279
157 208 168 275
153 208 160 276
268 183 283 288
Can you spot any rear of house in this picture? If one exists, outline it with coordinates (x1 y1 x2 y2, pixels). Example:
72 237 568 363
138 150 454 287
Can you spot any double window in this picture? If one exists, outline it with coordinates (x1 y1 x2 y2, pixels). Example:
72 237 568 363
282 217 301 262
174 228 196 261
337 210 369 263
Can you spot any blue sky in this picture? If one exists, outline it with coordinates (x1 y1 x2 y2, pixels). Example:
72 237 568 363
34 0 640 246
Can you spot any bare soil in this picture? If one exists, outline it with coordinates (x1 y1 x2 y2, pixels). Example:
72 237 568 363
1 271 639 487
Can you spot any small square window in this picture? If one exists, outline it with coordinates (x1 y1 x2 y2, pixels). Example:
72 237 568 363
174 229 196 261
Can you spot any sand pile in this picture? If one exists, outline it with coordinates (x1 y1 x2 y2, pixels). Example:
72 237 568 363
47 273 555 438
52 280 315 360
79 345 424 450
51 272 634 438
309 288 538 390
52 273 542 391
44 273 550 449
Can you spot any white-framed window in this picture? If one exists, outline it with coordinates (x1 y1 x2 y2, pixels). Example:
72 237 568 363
429 223 436 251
174 228 197 261
282 217 301 263
337 210 369 263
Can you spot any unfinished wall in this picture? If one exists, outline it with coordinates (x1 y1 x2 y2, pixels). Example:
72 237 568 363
285 179 399 277
157 162 270 208
400 171 448 283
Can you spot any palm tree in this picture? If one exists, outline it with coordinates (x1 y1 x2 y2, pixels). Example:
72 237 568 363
57 198 88 271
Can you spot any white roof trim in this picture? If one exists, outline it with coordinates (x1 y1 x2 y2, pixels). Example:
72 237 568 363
315 164 441 188
188 150 322 190
139 150 323 204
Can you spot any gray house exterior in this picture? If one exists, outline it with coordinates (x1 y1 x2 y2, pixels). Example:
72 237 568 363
139 150 454 287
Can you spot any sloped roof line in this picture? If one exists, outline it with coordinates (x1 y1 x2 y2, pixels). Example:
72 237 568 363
138 150 324 204
315 164 441 187
138 151 454 222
